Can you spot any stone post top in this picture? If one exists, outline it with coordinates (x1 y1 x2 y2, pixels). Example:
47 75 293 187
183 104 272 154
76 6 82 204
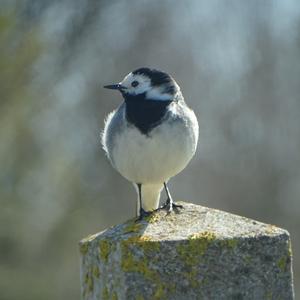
79 201 294 300
80 201 289 246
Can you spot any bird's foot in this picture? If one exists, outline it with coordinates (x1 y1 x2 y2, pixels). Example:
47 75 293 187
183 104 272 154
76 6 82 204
161 200 183 213
136 208 152 222
172 202 184 210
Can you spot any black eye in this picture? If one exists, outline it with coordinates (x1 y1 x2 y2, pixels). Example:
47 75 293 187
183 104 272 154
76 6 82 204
131 80 139 87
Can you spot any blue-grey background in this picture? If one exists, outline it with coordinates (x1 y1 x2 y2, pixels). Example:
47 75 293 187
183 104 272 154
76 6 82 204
1 1 299 299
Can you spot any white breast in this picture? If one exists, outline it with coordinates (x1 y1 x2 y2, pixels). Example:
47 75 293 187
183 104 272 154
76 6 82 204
106 102 198 184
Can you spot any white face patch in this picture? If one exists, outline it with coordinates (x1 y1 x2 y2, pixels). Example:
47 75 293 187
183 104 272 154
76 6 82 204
146 86 173 101
120 73 151 96
120 72 176 101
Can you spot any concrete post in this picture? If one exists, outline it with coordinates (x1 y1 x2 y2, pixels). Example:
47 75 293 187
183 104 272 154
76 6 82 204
79 202 294 299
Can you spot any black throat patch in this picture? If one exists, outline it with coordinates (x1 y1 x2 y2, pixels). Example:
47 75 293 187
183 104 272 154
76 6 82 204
123 92 172 135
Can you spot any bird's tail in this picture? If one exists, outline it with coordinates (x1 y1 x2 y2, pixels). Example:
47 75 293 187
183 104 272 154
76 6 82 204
135 183 163 215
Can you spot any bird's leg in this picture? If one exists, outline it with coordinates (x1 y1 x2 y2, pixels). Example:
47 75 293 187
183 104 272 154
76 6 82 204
136 183 151 221
161 182 183 212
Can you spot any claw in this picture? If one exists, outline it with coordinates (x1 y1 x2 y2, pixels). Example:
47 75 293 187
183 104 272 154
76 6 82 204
161 182 183 213
136 208 152 222
172 202 184 212
161 200 183 213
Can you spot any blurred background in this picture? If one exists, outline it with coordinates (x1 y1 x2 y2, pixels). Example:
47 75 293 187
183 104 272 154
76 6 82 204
1 0 300 299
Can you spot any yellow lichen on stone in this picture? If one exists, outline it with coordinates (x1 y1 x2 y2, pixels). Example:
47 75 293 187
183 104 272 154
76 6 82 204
87 277 93 292
183 269 198 288
92 265 100 278
145 212 160 223
120 242 136 272
189 231 217 241
121 235 167 298
99 239 114 263
178 230 217 261
177 232 236 288
277 256 288 272
220 238 238 249
84 271 94 293
139 236 160 253
122 236 160 254
123 221 143 234
79 242 89 255
153 284 165 299
121 249 156 281
176 231 217 289
112 291 118 300
139 235 153 242
102 286 109 300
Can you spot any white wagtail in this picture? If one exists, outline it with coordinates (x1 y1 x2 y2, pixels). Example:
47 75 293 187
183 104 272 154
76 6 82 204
102 67 198 219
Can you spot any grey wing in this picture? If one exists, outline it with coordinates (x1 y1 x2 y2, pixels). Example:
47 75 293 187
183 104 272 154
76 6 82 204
101 102 126 165
166 100 199 146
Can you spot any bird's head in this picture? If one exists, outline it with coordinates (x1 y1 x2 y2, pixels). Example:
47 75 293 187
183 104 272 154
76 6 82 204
104 67 180 102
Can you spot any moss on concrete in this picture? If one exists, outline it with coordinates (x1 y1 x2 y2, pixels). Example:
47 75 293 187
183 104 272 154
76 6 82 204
153 284 165 299
175 231 218 289
102 286 109 300
92 265 100 278
123 221 143 234
277 256 289 272
79 242 89 255
220 238 238 249
112 291 118 300
121 231 218 297
84 270 94 294
177 231 217 263
120 235 167 299
144 211 161 223
99 239 115 263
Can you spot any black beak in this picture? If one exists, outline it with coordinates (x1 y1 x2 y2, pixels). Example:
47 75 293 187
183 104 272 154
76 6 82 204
103 83 125 91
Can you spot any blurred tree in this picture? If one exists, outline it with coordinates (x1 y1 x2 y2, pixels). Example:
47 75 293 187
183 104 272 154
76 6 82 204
0 11 40 187
0 11 45 300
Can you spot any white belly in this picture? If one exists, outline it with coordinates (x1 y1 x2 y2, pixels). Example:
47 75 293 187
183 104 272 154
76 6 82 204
111 116 198 184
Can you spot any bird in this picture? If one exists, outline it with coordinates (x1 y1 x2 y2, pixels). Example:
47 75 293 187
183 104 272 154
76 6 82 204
102 67 198 219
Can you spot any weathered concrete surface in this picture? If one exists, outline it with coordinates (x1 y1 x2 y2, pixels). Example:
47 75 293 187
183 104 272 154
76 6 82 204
79 202 294 300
